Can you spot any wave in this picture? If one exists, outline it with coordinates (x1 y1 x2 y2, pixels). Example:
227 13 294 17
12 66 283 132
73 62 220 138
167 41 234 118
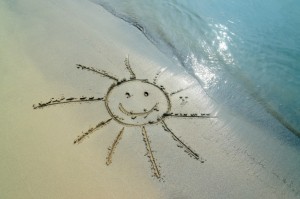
92 0 300 138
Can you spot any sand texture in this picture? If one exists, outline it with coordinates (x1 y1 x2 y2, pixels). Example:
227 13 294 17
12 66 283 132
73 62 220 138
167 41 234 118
1 0 299 198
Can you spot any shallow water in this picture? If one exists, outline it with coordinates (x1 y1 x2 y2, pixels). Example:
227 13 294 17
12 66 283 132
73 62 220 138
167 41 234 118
93 0 300 137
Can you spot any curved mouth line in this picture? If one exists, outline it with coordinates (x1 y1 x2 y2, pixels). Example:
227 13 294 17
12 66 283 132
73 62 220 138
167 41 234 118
119 103 158 116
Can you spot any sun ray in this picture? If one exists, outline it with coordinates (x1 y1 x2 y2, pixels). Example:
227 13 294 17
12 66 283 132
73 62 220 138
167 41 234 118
152 68 165 85
74 118 112 144
163 113 216 119
169 85 194 96
33 96 104 109
141 126 161 178
76 64 119 82
124 56 136 80
161 120 205 162
106 127 125 165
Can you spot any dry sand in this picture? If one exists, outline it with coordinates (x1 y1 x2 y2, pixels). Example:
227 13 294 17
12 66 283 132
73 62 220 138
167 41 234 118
1 0 299 198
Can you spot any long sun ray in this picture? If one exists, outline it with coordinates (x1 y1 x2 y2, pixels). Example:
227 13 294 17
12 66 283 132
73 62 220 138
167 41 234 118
33 96 104 109
141 126 161 178
163 113 216 119
106 127 125 165
124 56 136 80
74 118 112 144
169 85 194 96
76 64 119 82
161 120 205 162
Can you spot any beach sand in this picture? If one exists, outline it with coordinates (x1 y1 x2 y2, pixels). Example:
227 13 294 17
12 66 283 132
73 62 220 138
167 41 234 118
1 0 299 198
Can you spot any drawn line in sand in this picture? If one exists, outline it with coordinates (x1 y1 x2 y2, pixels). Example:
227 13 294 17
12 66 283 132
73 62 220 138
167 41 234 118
106 127 125 165
33 96 104 109
74 118 112 144
142 126 161 178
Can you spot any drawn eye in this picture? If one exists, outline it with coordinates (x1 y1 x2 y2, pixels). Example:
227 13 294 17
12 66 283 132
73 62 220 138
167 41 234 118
144 91 149 97
125 92 131 98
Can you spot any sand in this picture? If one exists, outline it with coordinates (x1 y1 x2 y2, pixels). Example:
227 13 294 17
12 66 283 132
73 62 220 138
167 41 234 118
1 0 299 198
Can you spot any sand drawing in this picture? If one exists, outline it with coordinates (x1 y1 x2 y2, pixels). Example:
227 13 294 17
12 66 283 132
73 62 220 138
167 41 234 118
33 56 216 179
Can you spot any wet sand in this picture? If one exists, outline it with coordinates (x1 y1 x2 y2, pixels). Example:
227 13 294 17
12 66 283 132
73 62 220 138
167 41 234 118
1 0 299 198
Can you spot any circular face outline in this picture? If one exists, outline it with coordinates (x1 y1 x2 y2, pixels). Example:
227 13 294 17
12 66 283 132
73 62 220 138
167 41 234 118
105 79 171 126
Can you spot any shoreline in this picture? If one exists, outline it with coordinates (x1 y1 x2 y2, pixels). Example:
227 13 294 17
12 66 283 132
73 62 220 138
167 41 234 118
95 0 300 138
1 0 299 198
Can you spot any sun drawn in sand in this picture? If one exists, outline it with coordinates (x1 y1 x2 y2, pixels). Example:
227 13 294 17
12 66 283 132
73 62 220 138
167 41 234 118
33 56 215 179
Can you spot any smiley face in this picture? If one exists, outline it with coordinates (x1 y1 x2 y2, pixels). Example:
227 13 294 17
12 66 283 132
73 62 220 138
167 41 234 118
105 80 171 126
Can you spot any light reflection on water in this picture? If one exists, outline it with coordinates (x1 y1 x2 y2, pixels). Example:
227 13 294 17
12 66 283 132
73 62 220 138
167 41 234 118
93 0 300 137
185 53 217 90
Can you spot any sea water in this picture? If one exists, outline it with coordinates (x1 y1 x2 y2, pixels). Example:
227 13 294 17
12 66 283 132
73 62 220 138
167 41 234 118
92 0 300 138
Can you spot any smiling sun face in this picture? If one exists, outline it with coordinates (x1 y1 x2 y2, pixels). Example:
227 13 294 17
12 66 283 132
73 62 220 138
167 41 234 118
105 79 171 126
33 56 214 179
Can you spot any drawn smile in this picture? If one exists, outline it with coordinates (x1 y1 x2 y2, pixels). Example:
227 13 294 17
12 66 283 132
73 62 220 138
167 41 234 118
119 103 158 116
